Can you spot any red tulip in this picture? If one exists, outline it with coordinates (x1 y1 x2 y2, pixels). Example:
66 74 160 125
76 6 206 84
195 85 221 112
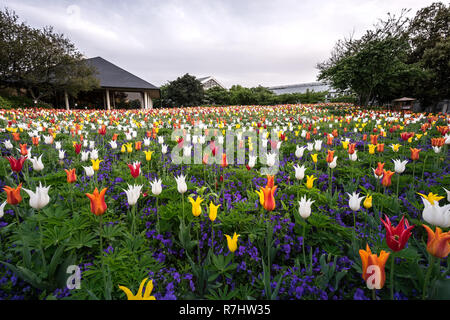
127 162 141 178
5 156 27 172
380 215 414 252
74 143 82 154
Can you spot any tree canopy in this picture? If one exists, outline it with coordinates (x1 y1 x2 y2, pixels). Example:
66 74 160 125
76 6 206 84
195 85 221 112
317 2 449 109
0 8 99 102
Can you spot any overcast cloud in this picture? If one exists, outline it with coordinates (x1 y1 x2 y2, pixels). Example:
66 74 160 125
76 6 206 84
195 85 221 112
0 0 436 88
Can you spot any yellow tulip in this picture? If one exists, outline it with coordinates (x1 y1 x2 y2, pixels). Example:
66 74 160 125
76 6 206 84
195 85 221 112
209 202 221 222
368 144 376 154
311 154 318 164
118 278 156 300
188 196 204 217
225 232 240 253
391 144 401 152
125 142 133 153
305 175 317 189
255 189 264 206
417 192 444 205
121 144 126 153
143 150 154 162
91 159 103 171
363 195 372 209
342 141 349 149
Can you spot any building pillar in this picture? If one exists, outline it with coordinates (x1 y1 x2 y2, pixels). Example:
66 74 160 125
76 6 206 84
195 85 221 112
143 91 148 109
64 90 70 110
148 97 153 109
106 89 111 110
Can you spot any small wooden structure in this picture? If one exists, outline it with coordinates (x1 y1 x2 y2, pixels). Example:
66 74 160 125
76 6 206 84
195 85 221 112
392 97 416 111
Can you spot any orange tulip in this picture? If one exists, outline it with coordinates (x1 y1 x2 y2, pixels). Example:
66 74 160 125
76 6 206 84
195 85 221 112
305 132 311 141
376 143 384 153
112 133 119 141
266 175 274 188
86 188 108 216
3 183 22 205
221 153 228 167
370 135 378 145
381 170 395 187
19 144 28 156
332 129 338 137
65 168 77 183
410 148 421 161
374 162 385 177
32 136 39 146
359 244 390 289
12 132 20 141
326 150 335 163
431 138 445 147
348 143 356 155
261 185 277 211
422 225 450 259
327 135 333 145
135 141 142 151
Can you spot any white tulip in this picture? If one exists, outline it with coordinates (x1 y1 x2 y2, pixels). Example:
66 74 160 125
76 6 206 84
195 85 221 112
295 146 307 158
392 159 408 174
23 182 51 210
175 174 187 194
347 192 365 212
90 149 99 160
83 166 94 177
3 140 13 149
81 151 90 162
58 150 65 160
150 178 163 196
143 137 151 147
444 134 450 145
0 201 6 218
266 152 277 167
298 196 315 219
307 143 314 151
432 146 442 153
183 145 192 157
83 140 88 148
43 135 53 144
444 188 450 202
248 155 257 168
314 140 323 151
158 136 164 144
29 155 44 171
109 140 118 149
89 140 95 149
420 196 450 228
161 144 168 154
293 164 306 180
55 141 62 150
328 156 338 169
349 151 358 161
123 184 143 206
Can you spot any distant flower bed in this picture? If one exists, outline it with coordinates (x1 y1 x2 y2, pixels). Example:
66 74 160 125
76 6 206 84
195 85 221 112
0 103 449 300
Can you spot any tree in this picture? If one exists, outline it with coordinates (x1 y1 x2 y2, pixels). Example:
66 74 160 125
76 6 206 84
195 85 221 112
317 11 423 106
407 2 450 109
164 73 204 107
0 8 99 102
204 86 231 105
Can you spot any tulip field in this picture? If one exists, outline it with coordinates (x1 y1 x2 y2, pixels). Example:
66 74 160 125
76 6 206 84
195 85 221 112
0 103 450 301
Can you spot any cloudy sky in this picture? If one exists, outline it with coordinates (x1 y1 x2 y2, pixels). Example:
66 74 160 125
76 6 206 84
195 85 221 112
0 0 436 88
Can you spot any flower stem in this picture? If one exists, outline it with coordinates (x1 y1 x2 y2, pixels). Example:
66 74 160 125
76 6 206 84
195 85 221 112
390 252 395 300
422 255 436 300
